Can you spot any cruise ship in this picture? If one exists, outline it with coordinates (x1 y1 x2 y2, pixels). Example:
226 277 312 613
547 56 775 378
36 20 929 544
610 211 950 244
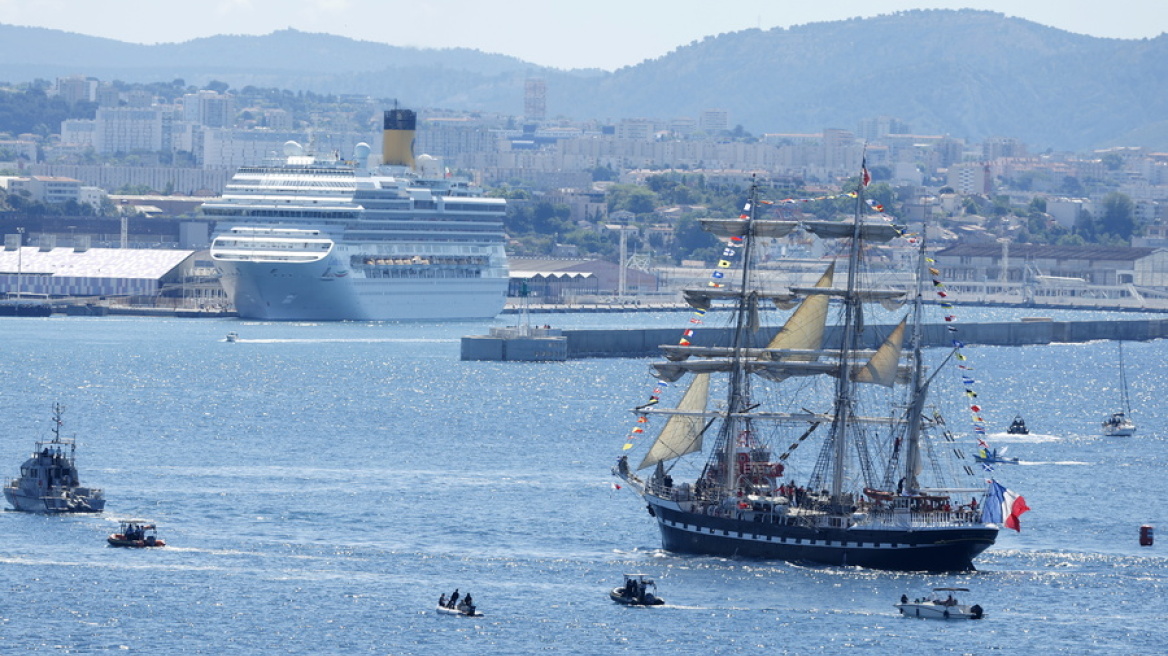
205 109 509 321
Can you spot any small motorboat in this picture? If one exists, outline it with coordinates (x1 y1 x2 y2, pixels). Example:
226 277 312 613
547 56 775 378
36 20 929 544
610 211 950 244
895 587 983 620
108 520 166 548
1006 415 1029 435
435 603 480 617
225 332 239 343
435 590 478 617
610 574 664 606
973 447 1019 465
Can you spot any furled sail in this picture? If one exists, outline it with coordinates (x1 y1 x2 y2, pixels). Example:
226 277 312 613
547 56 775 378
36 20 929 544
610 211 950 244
803 221 902 243
683 288 798 311
654 355 912 382
787 287 905 301
784 286 907 312
638 373 711 470
700 219 798 239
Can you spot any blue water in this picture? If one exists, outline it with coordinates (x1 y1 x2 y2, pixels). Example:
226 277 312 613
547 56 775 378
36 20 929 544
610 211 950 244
1 313 1166 654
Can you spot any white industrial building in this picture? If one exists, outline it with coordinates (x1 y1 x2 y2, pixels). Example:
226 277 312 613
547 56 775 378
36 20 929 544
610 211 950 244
0 243 198 299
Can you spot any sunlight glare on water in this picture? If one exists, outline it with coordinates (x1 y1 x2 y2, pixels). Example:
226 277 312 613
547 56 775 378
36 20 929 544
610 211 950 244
0 313 1165 653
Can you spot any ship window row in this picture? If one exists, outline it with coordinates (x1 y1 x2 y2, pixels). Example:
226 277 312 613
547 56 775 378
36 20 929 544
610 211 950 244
356 201 412 210
443 202 505 212
203 208 359 219
397 202 504 213
355 221 505 230
363 267 483 280
248 178 353 186
236 167 355 178
214 240 331 251
357 255 488 267
216 253 324 263
350 223 503 232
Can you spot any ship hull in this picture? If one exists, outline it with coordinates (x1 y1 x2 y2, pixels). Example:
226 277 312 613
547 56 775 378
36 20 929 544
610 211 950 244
217 259 507 321
4 486 105 513
651 503 996 572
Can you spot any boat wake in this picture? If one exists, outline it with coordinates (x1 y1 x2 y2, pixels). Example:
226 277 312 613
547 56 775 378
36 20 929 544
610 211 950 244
238 338 457 344
653 604 748 611
987 433 1061 443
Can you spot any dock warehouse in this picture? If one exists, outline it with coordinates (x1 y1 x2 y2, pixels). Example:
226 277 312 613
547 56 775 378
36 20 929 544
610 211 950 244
0 243 197 298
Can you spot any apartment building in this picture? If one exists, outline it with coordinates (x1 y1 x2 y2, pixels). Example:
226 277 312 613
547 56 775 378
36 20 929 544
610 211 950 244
8 176 82 204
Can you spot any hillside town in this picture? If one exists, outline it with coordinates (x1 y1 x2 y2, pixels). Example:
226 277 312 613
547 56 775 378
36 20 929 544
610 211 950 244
1 74 1167 311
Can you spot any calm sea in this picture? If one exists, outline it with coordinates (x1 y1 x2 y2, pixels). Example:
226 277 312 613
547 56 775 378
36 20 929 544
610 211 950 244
0 310 1165 654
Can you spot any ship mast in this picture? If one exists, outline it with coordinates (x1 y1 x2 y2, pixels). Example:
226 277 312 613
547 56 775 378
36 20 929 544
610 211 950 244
826 175 867 505
900 208 931 493
720 179 762 494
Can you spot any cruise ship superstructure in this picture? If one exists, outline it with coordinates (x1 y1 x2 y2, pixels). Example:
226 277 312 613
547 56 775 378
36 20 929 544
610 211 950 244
206 109 509 321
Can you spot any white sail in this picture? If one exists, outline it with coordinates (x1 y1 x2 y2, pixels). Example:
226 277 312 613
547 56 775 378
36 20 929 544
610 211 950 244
767 262 834 353
852 318 907 387
638 373 711 470
753 263 834 382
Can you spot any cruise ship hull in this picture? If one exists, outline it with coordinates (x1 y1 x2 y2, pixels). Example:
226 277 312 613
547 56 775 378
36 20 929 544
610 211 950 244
650 501 997 572
218 259 508 321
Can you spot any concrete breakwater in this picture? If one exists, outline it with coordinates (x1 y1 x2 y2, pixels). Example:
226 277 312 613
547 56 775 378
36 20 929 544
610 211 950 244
554 318 1168 359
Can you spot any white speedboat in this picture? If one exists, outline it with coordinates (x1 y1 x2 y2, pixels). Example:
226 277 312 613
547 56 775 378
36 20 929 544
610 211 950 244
225 332 239 343
895 587 984 620
4 403 105 513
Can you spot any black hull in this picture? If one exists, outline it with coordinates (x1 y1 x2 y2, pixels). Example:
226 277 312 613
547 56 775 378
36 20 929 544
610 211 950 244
652 504 996 572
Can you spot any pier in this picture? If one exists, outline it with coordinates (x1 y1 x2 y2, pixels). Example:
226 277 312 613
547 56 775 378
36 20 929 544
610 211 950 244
463 317 1168 360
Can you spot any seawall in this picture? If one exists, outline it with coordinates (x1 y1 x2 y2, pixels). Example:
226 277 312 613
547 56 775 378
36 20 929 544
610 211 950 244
556 318 1168 359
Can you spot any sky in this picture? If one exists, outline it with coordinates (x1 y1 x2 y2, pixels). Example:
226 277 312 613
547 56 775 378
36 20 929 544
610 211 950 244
1 0 1166 71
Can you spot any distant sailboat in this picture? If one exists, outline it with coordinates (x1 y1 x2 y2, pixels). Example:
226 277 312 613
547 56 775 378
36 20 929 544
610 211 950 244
1102 342 1136 437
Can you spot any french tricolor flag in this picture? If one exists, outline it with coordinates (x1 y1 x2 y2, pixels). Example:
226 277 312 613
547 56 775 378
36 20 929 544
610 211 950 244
981 480 1030 532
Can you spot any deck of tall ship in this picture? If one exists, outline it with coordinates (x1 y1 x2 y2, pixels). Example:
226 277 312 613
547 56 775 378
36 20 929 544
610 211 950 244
612 177 1025 572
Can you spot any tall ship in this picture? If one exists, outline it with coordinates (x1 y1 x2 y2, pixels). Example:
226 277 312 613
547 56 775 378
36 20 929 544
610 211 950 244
614 177 1023 572
4 403 105 513
206 109 509 321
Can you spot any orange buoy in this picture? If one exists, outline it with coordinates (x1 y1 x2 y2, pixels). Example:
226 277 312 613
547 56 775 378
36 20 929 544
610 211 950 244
1140 524 1154 546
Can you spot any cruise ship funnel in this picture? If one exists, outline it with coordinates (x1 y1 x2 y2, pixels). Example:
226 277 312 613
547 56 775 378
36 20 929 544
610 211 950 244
382 109 416 168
